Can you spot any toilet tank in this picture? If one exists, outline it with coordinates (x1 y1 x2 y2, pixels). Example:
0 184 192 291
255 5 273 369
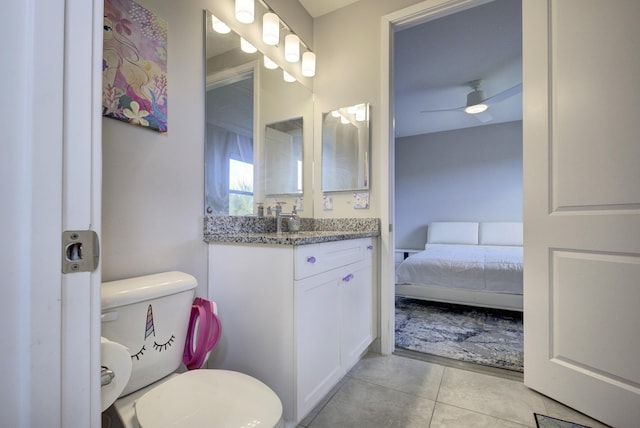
101 271 197 397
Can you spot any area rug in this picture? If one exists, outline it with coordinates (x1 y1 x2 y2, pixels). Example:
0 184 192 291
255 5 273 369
395 297 524 371
534 413 591 428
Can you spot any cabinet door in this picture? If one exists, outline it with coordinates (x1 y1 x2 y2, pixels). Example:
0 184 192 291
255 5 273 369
296 269 342 419
341 260 373 368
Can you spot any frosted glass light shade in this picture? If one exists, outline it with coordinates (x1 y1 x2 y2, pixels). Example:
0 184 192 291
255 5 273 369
301 51 316 77
263 55 278 70
263 13 279 45
235 0 254 24
284 34 300 62
240 38 257 53
283 70 296 82
211 15 231 34
464 103 488 114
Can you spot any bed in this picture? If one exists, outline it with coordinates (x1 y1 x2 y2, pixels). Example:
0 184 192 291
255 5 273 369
395 222 523 311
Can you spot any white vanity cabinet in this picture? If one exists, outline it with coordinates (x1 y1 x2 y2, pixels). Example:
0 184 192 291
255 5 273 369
295 239 373 419
208 237 374 427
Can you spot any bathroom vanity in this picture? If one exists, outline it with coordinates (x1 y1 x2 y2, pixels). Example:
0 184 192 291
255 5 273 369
206 225 377 427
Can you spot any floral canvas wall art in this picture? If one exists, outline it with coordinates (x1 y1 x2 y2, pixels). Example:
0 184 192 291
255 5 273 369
103 0 168 133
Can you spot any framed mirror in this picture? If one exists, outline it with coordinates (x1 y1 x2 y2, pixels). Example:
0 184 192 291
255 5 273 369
321 103 371 192
265 117 303 195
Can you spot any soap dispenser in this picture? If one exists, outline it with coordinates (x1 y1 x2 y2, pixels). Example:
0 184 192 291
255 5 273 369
287 205 301 232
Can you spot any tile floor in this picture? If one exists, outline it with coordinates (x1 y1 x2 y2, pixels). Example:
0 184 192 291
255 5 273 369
297 352 609 428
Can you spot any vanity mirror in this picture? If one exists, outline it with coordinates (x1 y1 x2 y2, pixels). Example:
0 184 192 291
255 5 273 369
321 103 371 192
265 117 303 196
204 10 314 217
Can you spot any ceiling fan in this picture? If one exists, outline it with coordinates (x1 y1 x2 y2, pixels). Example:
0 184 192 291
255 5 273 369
420 80 522 123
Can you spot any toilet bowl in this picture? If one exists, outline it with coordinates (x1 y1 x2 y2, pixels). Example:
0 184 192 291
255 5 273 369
101 271 284 428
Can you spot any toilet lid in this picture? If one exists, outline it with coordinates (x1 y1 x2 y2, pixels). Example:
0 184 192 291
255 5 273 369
135 370 283 428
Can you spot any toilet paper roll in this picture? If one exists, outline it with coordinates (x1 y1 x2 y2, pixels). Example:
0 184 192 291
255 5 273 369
100 336 132 412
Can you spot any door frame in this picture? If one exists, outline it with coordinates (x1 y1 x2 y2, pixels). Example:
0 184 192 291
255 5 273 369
3 0 102 425
379 0 497 355
60 0 104 426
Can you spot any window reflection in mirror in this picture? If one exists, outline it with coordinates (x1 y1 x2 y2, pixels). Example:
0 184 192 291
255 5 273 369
265 118 303 196
322 103 370 192
205 72 254 215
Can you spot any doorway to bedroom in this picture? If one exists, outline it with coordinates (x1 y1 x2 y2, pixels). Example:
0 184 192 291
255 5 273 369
392 0 524 375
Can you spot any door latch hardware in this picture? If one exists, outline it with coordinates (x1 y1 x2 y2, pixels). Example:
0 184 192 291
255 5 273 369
62 230 99 273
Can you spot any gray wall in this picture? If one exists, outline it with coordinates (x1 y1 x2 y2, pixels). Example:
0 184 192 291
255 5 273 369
395 121 523 249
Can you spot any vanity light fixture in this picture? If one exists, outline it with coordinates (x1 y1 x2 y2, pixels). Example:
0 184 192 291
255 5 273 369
263 55 278 70
331 111 341 118
240 37 257 53
301 51 316 77
283 70 296 83
340 115 350 125
235 0 254 24
262 12 279 45
284 34 300 63
211 15 231 34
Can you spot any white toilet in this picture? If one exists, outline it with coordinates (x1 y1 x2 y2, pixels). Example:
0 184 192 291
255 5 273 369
101 271 284 428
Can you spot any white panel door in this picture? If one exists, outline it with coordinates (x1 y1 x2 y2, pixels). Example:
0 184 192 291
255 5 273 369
523 2 640 427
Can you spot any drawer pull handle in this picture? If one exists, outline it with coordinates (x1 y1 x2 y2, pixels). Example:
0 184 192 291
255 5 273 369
306 256 316 264
343 273 354 282
367 245 373 250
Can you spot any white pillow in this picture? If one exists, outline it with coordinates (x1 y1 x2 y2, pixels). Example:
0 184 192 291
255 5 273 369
427 222 479 245
479 222 523 246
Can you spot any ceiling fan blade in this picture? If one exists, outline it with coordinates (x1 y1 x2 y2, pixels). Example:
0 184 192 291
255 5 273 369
483 82 522 105
419 106 465 114
472 110 493 123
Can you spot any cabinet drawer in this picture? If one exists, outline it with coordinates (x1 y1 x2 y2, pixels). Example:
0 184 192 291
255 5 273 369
295 238 372 280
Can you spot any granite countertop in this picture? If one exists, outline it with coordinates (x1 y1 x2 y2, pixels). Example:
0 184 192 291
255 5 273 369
205 230 378 246
203 217 380 246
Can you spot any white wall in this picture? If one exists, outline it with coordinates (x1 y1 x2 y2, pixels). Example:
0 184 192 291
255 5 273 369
394 121 523 249
312 0 423 218
102 0 208 295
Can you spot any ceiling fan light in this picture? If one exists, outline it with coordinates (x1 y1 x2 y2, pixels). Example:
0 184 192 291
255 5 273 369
211 15 231 34
235 0 254 24
464 88 488 114
465 103 488 114
263 13 279 45
284 34 300 63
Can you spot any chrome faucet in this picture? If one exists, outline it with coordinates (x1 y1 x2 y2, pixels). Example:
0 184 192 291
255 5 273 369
274 202 293 234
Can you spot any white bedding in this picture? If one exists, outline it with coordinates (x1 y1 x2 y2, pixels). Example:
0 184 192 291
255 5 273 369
395 244 523 295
